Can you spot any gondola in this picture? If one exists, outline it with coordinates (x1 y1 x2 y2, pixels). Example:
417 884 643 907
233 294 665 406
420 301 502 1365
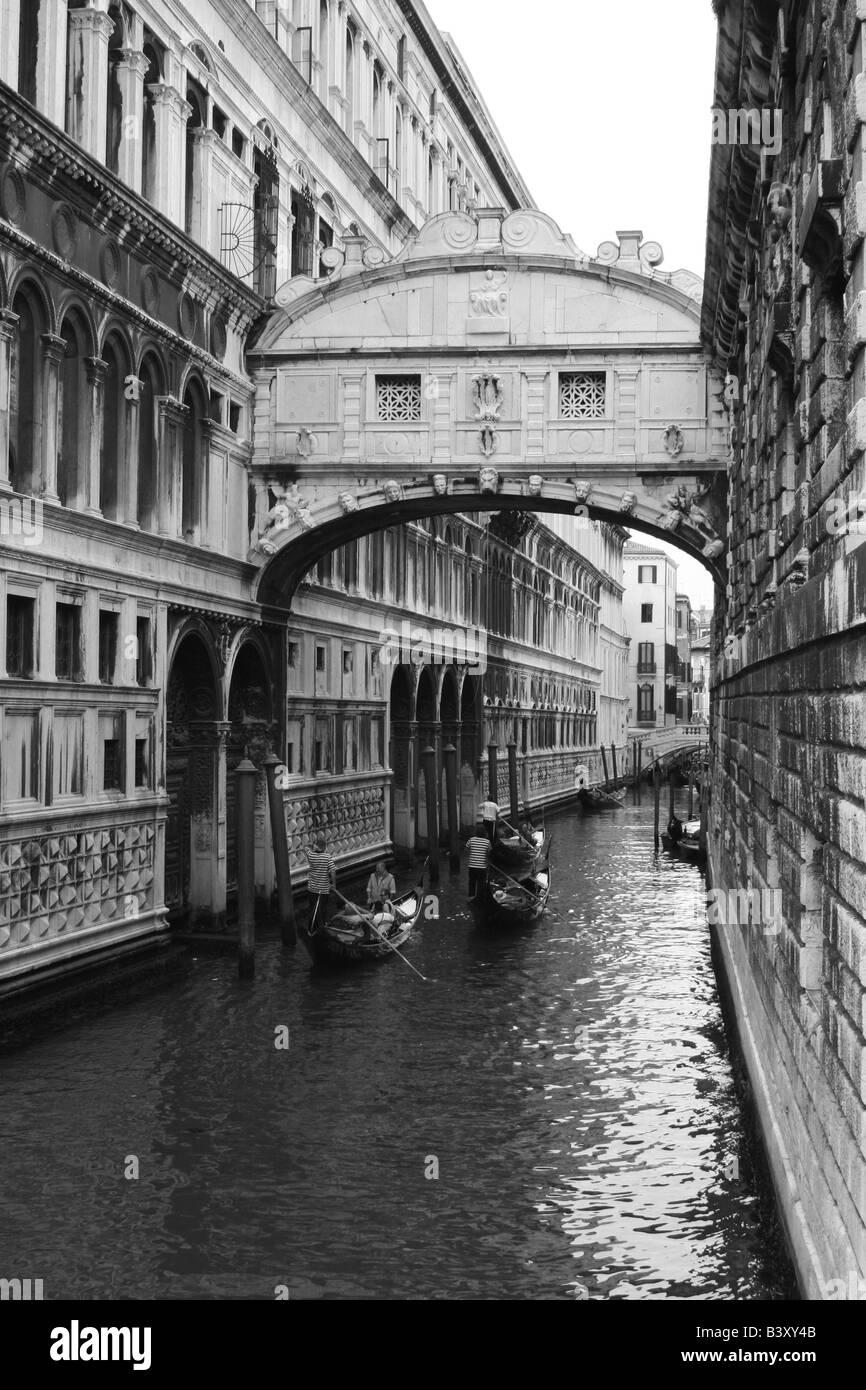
470 863 551 929
491 822 549 876
300 871 425 966
661 820 705 864
578 786 624 813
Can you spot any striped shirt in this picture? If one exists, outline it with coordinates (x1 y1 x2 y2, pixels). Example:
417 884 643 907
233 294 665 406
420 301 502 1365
467 836 491 869
306 849 334 894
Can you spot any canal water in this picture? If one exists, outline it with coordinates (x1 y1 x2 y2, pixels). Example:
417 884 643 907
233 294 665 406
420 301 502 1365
0 798 797 1301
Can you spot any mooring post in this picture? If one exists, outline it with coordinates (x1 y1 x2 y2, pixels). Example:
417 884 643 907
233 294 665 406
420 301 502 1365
444 743 460 872
487 743 499 803
688 772 694 821
423 744 440 885
263 753 296 947
611 743 618 785
653 762 661 851
507 742 520 826
601 745 610 789
669 769 676 824
235 759 257 979
700 767 709 855
636 741 642 803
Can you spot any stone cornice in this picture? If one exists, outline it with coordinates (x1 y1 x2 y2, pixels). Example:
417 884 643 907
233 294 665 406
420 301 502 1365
395 0 534 211
0 82 263 327
0 220 253 393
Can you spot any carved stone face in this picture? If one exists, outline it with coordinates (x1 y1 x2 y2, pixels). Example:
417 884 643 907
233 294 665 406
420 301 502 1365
528 475 543 497
573 480 592 504
338 492 359 514
478 467 499 494
383 482 403 503
432 474 448 496
619 491 638 515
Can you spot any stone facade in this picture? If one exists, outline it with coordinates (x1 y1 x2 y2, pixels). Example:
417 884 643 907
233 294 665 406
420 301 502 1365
0 0 529 983
622 543 679 728
704 0 866 1296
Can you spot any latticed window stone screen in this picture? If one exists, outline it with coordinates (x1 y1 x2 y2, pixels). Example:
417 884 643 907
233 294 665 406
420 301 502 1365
376 375 422 421
559 372 606 419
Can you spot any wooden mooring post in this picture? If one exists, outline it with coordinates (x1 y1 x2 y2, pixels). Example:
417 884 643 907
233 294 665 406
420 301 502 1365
235 759 257 979
601 745 610 789
423 745 440 885
610 744 619 784
653 762 662 852
487 743 499 803
444 743 460 872
507 742 520 826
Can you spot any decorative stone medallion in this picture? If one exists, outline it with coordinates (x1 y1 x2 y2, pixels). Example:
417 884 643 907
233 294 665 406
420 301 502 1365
210 313 227 361
100 237 121 289
0 166 26 226
51 204 78 261
140 268 160 317
178 291 197 340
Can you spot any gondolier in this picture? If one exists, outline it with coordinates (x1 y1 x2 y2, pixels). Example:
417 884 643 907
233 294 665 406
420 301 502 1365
478 797 500 841
305 836 336 932
467 825 491 900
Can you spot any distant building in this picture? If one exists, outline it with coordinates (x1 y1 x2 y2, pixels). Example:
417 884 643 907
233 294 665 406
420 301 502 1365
675 593 693 723
622 544 678 728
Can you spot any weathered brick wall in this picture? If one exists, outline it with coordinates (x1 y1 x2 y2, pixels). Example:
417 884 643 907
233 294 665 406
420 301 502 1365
706 0 866 1297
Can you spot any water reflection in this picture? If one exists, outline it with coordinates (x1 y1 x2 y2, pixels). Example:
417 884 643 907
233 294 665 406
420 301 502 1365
0 799 796 1300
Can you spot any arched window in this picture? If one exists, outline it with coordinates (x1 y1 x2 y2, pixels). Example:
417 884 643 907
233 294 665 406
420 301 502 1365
18 1 39 105
58 314 89 509
182 378 207 542
344 26 355 135
137 356 161 531
9 290 42 495
141 39 162 204
105 5 125 173
372 68 381 138
185 78 206 237
100 336 128 521
318 0 330 98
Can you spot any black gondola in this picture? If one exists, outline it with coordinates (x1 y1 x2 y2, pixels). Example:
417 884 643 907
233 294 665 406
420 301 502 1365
661 820 705 864
300 872 425 966
578 786 624 813
491 822 549 876
470 864 551 929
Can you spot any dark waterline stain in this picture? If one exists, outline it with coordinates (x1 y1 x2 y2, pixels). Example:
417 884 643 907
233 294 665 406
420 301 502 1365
0 800 798 1300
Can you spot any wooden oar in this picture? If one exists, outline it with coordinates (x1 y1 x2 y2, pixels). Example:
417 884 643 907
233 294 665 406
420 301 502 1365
488 863 543 900
333 889 431 983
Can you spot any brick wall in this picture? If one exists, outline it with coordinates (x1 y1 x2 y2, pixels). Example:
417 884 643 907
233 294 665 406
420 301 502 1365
705 0 866 1298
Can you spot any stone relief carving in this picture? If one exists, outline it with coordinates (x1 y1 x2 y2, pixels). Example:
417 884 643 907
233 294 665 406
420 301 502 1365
258 482 316 552
619 491 638 515
432 473 449 496
338 491 360 514
767 182 792 244
573 480 593 505
480 425 499 457
471 372 504 422
478 467 500 494
661 482 725 558
382 481 404 503
296 428 318 458
663 424 685 458
527 475 543 497
469 269 509 318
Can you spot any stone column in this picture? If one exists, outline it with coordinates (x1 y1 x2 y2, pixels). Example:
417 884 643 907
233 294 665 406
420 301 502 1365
156 396 187 537
66 4 113 159
0 0 20 90
84 356 108 516
40 333 66 503
185 126 213 248
355 40 372 153
148 83 191 226
0 310 20 493
37 0 69 129
121 373 140 527
113 48 147 190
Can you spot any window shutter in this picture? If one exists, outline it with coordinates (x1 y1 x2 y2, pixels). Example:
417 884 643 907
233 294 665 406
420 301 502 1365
292 26 313 83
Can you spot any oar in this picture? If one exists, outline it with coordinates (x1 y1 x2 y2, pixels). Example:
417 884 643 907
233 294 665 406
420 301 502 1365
333 889 431 983
499 816 536 850
488 864 540 900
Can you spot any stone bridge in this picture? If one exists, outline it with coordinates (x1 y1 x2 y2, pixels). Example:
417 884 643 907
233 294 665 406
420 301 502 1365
244 210 731 604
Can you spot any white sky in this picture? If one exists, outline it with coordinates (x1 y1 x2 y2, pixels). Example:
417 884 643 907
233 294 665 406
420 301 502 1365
426 0 719 607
